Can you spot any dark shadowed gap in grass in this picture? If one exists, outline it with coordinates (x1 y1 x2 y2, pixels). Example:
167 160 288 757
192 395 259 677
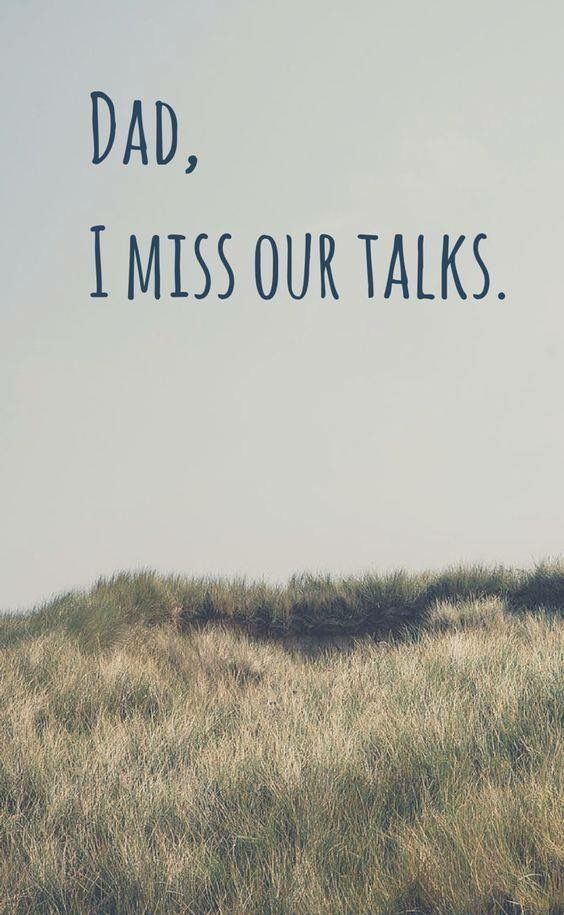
0 561 562 649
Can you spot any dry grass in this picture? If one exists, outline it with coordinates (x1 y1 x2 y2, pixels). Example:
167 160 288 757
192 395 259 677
0 586 562 913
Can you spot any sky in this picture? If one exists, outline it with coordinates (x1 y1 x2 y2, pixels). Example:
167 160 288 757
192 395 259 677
1 0 563 610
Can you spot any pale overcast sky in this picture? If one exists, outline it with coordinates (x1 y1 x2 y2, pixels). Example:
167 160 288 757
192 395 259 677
1 0 562 609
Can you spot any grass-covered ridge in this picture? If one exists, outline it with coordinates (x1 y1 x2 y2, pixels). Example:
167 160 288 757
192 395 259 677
0 565 562 913
2 560 563 647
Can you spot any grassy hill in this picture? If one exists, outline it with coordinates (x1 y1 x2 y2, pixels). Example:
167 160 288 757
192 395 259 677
3 561 564 646
0 564 562 913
